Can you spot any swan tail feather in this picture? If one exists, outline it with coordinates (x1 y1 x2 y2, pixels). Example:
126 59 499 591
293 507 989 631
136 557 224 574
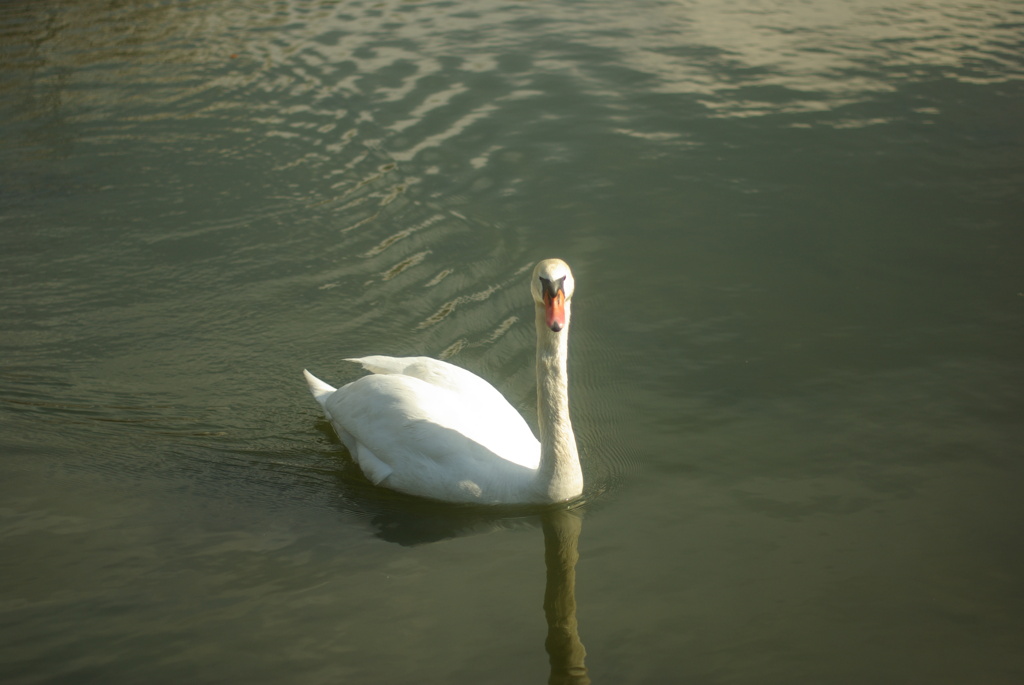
303 369 336 404
354 444 393 485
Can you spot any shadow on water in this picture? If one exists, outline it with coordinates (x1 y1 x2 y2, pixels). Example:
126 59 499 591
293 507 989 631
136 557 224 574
330 472 540 545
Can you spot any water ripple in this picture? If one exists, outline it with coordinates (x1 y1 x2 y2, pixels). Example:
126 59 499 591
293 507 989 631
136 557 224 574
3 0 1019 513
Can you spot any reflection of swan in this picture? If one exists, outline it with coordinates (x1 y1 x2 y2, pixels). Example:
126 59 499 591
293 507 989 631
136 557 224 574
543 508 590 685
304 259 583 505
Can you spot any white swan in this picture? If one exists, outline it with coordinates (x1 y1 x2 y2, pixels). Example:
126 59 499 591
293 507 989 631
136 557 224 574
303 258 582 505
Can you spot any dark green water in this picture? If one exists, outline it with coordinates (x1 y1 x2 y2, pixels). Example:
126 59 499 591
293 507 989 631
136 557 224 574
2 0 1022 682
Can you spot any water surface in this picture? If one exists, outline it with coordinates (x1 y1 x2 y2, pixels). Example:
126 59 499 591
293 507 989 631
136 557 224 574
2 0 1023 683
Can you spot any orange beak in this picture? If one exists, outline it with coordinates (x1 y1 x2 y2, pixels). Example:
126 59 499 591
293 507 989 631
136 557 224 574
544 288 566 332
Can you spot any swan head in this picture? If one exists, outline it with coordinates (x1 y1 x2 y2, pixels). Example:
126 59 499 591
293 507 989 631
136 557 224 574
532 259 575 332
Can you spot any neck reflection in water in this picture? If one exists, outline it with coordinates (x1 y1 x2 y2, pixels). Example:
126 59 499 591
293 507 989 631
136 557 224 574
542 507 590 685
334 482 591 680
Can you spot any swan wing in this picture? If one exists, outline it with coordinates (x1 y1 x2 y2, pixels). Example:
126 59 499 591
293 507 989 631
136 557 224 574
344 356 537 457
323 373 541 502
347 355 511 403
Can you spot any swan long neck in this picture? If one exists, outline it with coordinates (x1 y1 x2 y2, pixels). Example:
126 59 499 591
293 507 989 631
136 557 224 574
535 301 583 502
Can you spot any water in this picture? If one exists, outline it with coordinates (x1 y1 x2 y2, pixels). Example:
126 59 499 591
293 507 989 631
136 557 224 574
2 0 1023 682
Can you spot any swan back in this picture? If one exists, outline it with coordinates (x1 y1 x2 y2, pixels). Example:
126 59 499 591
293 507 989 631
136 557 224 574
305 358 544 504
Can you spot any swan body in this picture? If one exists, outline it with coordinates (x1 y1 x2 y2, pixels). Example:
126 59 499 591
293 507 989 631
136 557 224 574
304 259 583 505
